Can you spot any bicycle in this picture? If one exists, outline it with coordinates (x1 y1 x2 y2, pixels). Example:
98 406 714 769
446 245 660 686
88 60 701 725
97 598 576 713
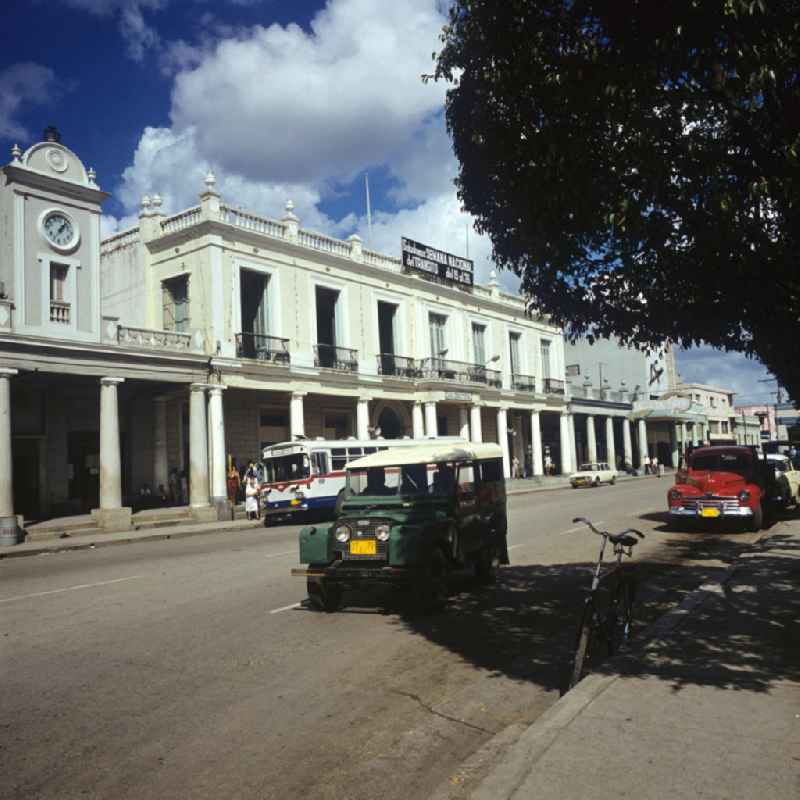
568 517 644 690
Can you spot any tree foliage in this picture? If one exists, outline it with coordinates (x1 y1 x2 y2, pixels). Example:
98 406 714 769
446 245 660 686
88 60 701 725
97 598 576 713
432 0 800 401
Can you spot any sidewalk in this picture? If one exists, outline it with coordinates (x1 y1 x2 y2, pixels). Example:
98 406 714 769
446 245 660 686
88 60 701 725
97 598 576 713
449 519 800 800
505 469 671 496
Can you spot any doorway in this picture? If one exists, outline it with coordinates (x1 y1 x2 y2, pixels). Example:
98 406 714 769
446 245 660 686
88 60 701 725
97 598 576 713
377 301 397 374
316 287 339 367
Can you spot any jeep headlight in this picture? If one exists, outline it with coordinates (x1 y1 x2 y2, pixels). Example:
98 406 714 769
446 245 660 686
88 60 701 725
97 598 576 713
334 524 351 543
375 523 391 542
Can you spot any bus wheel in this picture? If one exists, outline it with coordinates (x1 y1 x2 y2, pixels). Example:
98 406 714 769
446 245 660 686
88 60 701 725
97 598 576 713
307 578 342 612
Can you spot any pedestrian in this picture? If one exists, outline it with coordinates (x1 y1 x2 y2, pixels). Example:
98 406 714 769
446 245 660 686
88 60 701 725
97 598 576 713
651 456 658 476
227 463 241 506
179 469 189 505
658 459 665 478
245 476 259 520
511 455 521 479
167 467 178 504
643 453 651 475
157 483 168 502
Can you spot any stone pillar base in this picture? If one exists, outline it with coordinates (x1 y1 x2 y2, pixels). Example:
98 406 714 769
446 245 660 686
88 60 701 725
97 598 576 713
212 498 233 521
90 507 133 532
0 514 23 546
191 505 218 523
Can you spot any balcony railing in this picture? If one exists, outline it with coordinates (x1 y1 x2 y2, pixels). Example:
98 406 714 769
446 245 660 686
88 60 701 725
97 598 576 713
50 300 70 324
376 354 420 379
235 332 290 364
511 373 537 393
421 358 502 388
544 377 566 395
314 343 359 372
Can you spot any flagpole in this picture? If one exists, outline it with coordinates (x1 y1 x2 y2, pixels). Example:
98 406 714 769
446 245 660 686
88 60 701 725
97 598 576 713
365 173 373 247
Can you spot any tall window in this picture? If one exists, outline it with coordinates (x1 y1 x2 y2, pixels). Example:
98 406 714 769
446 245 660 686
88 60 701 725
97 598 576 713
540 339 551 380
509 332 521 375
241 270 269 337
50 263 68 302
429 313 447 360
471 323 486 365
162 275 190 333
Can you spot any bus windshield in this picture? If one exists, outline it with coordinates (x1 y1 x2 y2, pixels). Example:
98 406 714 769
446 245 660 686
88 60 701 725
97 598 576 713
264 453 309 483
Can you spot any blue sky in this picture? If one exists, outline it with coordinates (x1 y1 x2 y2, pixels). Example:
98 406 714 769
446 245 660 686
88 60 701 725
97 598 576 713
0 0 778 402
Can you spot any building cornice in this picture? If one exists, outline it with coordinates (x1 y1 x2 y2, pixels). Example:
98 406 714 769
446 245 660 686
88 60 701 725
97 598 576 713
3 165 109 205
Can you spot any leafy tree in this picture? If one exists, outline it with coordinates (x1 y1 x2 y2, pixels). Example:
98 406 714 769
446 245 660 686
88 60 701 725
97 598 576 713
432 0 800 401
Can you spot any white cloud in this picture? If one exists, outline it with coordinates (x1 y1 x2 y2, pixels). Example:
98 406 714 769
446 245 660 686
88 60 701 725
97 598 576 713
0 62 57 140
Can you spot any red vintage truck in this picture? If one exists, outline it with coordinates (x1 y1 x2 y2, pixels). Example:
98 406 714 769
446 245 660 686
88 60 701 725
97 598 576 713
667 445 773 531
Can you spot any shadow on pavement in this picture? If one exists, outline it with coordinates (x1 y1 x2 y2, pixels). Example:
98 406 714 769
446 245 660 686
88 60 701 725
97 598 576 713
388 524 799 697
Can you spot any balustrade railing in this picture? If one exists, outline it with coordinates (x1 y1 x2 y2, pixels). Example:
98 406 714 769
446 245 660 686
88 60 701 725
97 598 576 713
160 206 202 234
421 358 502 387
363 249 402 271
314 343 359 372
117 325 192 350
220 206 287 239
100 226 140 255
50 300 70 324
511 373 537 393
235 332 290 364
544 377 566 395
298 229 352 259
376 354 420 379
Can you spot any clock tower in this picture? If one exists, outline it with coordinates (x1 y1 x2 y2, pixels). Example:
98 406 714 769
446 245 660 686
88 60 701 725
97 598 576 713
0 127 108 342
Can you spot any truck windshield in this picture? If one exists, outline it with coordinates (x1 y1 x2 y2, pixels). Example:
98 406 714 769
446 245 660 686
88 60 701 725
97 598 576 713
690 452 751 475
264 453 309 482
348 464 452 497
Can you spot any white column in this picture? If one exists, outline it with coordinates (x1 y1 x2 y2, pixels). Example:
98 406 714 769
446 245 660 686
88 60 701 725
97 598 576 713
638 418 648 466
691 422 699 447
496 407 510 478
623 418 633 467
681 422 688 451
605 416 616 469
470 404 483 443
586 414 597 463
569 413 578 470
290 392 306 440
99 377 125 509
671 423 680 468
189 384 210 508
531 410 544 476
559 412 572 475
356 397 370 440
153 396 169 491
459 406 470 440
208 386 227 506
424 401 438 437
412 401 425 439
0 368 18 530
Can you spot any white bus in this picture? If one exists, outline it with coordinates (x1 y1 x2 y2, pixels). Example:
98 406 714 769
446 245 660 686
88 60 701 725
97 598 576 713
260 437 465 524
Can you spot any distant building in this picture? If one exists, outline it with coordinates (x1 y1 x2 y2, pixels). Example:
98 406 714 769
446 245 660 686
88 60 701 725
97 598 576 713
734 404 777 441
662 383 737 444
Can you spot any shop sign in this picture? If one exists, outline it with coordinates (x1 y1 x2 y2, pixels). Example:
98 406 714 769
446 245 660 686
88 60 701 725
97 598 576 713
401 237 473 288
444 391 472 402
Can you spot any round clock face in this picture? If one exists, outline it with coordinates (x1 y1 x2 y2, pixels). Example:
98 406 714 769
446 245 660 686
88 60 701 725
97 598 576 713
43 211 77 249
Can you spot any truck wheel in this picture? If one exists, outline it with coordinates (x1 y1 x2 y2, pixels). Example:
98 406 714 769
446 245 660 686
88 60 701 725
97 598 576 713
475 545 498 585
411 548 449 614
307 578 342 612
749 504 763 532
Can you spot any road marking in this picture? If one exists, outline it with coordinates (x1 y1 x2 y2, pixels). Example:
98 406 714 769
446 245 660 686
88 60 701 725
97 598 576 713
559 521 604 535
265 550 295 559
269 602 302 614
0 575 145 604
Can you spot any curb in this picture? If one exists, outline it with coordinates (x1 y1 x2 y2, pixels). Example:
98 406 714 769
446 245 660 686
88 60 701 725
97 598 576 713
430 522 775 800
0 519 263 560
505 471 667 497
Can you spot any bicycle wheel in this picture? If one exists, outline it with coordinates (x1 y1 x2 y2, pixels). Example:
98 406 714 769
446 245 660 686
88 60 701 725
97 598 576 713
606 575 636 654
569 600 600 688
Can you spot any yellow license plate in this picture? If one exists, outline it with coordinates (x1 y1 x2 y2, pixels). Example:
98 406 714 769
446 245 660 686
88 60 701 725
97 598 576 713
350 539 377 555
701 507 721 518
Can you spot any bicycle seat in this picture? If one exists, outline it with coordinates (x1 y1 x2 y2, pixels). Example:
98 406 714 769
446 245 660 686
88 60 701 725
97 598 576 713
612 534 640 548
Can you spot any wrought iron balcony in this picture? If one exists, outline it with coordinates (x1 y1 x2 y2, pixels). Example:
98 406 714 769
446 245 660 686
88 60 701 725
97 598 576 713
376 354 420 379
235 332 290 364
421 358 502 388
314 343 359 372
511 373 537 393
544 378 566 395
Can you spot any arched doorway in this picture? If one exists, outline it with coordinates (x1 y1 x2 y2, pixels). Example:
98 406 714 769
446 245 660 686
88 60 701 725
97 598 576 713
377 406 405 439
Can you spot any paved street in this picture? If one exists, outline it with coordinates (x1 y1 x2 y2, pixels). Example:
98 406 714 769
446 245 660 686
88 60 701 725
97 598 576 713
1 478 763 800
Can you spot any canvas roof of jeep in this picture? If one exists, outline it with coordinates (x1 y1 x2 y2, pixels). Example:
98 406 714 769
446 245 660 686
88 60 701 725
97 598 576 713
346 442 503 470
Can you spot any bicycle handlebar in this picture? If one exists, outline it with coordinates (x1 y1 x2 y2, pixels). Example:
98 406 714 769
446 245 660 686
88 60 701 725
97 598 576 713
572 517 645 543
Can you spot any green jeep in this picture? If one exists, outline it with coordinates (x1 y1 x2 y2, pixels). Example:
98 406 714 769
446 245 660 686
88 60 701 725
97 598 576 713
291 442 509 612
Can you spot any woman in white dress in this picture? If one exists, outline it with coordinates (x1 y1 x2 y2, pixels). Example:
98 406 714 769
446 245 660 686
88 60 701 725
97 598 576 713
245 476 260 520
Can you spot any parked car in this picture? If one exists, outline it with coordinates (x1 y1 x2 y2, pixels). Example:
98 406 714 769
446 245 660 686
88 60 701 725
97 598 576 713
291 441 508 613
765 453 800 510
570 462 617 488
667 445 774 531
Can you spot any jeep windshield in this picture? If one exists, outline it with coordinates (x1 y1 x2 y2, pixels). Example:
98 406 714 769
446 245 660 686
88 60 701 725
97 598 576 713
347 464 454 497
690 452 751 476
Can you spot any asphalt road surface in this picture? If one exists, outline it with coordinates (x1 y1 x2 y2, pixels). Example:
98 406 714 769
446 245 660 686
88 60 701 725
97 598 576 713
1 478 765 800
